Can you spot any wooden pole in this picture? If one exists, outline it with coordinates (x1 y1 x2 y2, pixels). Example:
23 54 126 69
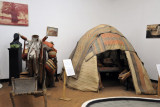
158 76 160 97
59 71 71 101
62 71 66 98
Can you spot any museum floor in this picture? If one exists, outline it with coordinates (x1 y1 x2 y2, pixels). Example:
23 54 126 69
0 79 159 107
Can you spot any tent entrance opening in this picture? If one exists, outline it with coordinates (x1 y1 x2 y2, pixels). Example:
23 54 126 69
97 50 132 88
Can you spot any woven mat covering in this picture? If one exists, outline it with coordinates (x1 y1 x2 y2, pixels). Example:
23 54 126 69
66 25 155 94
125 51 156 94
71 24 124 78
67 54 99 91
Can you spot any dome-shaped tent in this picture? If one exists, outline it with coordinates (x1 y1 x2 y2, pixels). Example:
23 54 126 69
64 24 156 95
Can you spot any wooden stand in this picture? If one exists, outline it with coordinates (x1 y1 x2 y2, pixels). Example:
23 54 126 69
59 71 71 101
158 77 160 97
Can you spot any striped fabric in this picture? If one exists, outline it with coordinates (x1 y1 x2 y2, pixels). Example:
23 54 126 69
125 51 156 94
71 24 124 78
92 33 135 54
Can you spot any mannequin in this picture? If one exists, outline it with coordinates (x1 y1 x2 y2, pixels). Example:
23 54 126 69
20 35 43 76
10 33 22 48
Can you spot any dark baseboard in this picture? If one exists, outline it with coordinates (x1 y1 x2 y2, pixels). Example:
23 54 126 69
0 79 9 83
0 77 157 82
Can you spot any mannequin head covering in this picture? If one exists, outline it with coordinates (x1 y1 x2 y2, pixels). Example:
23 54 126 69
10 33 22 48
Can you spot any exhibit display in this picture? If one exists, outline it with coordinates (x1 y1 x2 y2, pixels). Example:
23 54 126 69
0 0 160 106
62 24 156 95
20 34 57 87
10 34 58 107
81 97 160 107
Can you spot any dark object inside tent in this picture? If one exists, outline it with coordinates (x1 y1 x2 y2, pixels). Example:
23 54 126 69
97 50 133 90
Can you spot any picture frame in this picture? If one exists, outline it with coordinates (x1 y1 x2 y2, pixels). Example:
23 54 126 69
0 1 28 26
46 26 58 36
146 24 160 38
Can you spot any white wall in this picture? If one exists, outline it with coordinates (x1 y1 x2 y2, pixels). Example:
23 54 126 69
108 0 160 80
0 0 112 79
0 0 160 80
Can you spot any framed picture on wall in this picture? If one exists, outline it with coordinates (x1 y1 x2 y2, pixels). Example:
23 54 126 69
0 1 28 26
146 24 160 38
46 26 58 36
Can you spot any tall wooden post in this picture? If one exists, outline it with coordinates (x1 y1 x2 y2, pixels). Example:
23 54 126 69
59 71 71 101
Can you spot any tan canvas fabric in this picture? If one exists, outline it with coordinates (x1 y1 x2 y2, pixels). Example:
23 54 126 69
67 54 99 91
